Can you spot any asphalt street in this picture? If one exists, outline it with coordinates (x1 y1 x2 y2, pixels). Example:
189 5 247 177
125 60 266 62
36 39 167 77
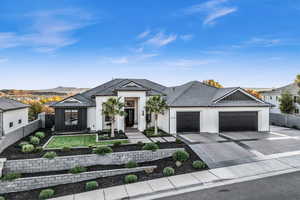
158 171 300 200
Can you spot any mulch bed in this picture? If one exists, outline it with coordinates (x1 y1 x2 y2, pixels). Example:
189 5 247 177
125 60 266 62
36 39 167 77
0 129 186 160
2 145 206 200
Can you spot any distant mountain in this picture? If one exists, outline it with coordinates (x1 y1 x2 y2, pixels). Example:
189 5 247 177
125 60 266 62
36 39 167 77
0 87 90 96
33 87 90 94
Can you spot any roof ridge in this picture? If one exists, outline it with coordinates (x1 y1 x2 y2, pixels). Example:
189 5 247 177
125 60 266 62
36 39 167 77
169 81 195 105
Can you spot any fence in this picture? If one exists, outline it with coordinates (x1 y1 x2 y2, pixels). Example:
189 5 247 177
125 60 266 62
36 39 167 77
0 119 41 153
270 113 300 129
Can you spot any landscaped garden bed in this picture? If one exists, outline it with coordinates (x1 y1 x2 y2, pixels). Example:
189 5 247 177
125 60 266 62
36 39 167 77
143 127 171 137
1 144 207 200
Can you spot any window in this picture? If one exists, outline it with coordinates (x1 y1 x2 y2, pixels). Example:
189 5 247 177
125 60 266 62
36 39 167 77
18 119 22 124
146 113 152 123
294 96 299 103
295 109 299 114
9 122 13 128
65 110 78 126
270 96 272 100
125 100 135 108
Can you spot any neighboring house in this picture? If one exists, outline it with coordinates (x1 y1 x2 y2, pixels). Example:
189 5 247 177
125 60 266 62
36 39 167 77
0 97 29 136
51 79 271 134
260 82 300 115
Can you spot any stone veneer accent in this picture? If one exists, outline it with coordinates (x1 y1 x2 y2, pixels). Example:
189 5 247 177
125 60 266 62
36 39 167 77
4 148 183 174
0 166 157 194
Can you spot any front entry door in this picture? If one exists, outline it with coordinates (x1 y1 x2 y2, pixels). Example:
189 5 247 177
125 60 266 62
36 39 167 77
125 108 134 127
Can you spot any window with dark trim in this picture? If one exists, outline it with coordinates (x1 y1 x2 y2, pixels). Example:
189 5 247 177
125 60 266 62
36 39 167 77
18 119 22 124
146 113 151 123
9 122 13 128
65 110 78 126
295 109 299 114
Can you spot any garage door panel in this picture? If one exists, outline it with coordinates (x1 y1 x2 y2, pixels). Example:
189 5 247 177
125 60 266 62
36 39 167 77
177 112 200 133
219 112 258 132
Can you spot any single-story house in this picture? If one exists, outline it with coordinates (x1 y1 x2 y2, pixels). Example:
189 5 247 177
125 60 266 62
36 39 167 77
0 97 29 136
51 79 271 134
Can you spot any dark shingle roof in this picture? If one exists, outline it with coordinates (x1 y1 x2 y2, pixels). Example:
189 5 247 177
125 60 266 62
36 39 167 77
52 79 270 108
0 97 29 111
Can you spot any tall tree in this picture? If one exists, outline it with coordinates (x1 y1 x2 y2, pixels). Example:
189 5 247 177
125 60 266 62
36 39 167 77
245 89 262 99
102 97 125 137
203 80 223 88
146 95 168 135
28 102 43 121
279 91 296 114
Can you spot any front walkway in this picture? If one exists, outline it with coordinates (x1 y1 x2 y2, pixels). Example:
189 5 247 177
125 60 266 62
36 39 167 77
50 154 300 200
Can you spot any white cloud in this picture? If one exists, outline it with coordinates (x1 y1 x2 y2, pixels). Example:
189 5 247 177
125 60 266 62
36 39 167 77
245 38 282 47
145 32 177 47
164 59 214 68
0 57 8 63
184 0 237 25
232 37 284 48
0 8 95 52
180 34 194 41
137 30 150 39
110 57 129 64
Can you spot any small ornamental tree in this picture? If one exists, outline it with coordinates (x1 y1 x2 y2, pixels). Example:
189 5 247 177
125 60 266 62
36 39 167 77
279 91 296 114
146 95 168 135
102 97 125 138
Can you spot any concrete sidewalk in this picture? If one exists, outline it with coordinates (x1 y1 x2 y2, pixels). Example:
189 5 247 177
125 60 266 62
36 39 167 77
50 154 300 200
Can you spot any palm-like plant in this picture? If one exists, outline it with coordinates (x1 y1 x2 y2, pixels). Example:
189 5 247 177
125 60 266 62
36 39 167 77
102 97 125 137
146 95 168 135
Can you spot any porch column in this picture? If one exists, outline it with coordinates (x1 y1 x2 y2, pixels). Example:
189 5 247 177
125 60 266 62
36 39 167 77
117 96 125 132
138 96 146 131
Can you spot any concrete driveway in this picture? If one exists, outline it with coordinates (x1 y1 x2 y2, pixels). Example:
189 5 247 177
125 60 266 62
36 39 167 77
179 133 258 168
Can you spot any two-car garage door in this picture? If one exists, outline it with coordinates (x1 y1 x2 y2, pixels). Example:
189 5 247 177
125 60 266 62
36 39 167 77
219 111 258 132
176 111 258 133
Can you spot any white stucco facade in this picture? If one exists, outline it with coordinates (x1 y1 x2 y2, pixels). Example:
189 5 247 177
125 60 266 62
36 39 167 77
169 106 270 134
2 108 29 135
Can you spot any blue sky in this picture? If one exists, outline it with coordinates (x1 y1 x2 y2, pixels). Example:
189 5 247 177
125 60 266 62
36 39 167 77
0 0 300 89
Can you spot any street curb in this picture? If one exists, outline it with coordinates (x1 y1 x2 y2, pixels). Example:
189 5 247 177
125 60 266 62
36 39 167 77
132 167 300 200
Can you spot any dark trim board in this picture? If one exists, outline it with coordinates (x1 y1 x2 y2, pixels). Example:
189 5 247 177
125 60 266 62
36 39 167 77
176 111 200 133
54 108 87 132
219 111 258 132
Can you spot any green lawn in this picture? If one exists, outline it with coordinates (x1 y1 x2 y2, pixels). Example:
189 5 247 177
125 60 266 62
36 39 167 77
45 134 129 149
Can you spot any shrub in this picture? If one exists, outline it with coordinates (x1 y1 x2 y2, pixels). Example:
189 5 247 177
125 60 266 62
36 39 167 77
0 196 5 200
93 146 113 155
85 181 99 191
172 150 190 162
39 189 54 199
163 167 175 176
142 143 159 151
18 141 29 148
35 131 45 139
125 161 138 168
137 141 144 147
113 141 122 147
98 135 109 140
69 165 87 174
124 174 138 184
34 146 43 153
175 138 182 144
1 173 21 181
192 160 206 169
22 144 35 153
30 136 40 145
43 151 57 159
61 146 71 152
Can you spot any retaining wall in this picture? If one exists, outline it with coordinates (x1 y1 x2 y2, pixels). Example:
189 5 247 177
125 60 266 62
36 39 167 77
4 148 183 173
0 119 41 154
0 166 157 194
